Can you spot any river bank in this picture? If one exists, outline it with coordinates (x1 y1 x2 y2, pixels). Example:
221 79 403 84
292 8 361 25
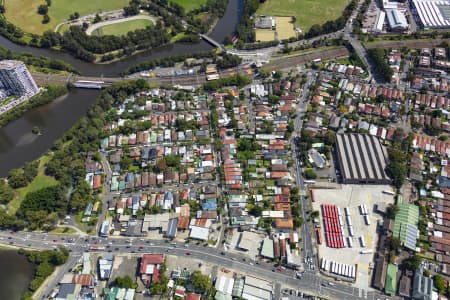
0 89 100 177
0 0 242 77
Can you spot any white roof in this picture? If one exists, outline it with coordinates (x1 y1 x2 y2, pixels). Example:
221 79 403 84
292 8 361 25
242 285 272 300
386 9 408 29
189 225 209 240
215 276 235 295
244 276 272 291
145 264 155 274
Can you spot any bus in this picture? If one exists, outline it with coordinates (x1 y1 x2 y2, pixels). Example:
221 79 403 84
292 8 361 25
344 207 351 216
382 190 395 195
359 236 366 248
304 180 316 185
364 215 371 226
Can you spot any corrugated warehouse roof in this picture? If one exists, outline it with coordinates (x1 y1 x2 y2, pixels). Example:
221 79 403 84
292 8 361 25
385 264 398 295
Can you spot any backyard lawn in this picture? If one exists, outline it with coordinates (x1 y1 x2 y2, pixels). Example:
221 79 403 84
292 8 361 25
4 0 129 34
257 0 350 32
92 19 154 36
7 154 58 215
170 0 208 12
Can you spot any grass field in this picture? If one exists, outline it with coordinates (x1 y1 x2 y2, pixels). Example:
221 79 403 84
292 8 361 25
257 0 350 32
92 19 153 36
4 0 129 34
7 154 58 215
170 0 208 12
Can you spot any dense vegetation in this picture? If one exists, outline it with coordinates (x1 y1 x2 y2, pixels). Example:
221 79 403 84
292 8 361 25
0 85 68 128
0 45 78 74
0 80 149 230
367 48 393 82
20 247 69 300
0 0 229 62
122 51 215 75
203 74 251 91
236 0 260 43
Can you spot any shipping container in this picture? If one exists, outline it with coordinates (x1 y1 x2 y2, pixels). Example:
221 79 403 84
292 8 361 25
337 207 342 216
364 215 371 226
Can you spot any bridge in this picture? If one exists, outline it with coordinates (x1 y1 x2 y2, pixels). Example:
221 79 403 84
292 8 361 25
199 34 224 50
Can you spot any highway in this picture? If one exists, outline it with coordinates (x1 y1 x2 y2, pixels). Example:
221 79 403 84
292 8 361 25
0 230 387 300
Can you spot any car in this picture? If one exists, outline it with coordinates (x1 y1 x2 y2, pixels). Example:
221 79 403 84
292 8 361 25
8 237 12 240
166 249 170 252
231 258 237 261
186 252 191 255
115 248 119 251
220 251 225 255
53 239 57 242
272 269 275 272
126 245 131 248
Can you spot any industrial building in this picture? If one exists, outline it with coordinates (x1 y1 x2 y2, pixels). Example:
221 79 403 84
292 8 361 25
335 134 390 184
385 9 409 31
412 0 450 29
412 266 433 300
0 60 38 97
392 202 419 251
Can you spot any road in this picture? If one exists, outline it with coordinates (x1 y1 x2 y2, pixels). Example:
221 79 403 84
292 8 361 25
0 230 388 300
292 72 316 268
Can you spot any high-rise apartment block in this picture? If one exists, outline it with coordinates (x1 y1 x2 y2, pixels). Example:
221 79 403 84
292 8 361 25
0 60 39 97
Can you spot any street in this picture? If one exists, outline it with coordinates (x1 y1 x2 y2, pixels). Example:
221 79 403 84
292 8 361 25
0 230 387 300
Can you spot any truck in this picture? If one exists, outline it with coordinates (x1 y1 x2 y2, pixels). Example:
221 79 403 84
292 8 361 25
348 226 354 237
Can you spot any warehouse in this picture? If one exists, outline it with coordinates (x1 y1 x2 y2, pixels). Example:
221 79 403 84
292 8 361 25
385 9 408 32
335 134 390 184
412 0 450 29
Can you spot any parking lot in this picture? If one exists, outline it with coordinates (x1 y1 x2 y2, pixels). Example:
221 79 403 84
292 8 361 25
312 185 394 291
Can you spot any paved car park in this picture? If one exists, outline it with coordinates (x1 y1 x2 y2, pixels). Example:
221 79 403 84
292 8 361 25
312 185 394 291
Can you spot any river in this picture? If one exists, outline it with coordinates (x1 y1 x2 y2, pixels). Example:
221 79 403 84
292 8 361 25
0 89 100 177
0 0 242 177
0 0 242 77
0 250 35 300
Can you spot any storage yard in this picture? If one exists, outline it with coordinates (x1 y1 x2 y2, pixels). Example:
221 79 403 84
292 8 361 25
312 185 395 290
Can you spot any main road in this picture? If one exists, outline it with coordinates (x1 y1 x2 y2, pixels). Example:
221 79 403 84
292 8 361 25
0 230 387 300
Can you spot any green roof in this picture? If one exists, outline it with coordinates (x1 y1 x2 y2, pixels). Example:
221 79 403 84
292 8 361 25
215 291 232 300
385 264 398 295
393 203 419 250
260 238 274 259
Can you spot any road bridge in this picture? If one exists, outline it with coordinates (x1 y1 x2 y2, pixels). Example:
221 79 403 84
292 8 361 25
199 34 224 50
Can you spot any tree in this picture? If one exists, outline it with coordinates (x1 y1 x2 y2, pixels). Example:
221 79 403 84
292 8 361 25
0 5 5 14
0 179 14 204
46 0 52 6
389 236 401 251
42 14 51 24
191 270 211 293
304 168 317 180
386 204 399 219
114 275 137 289
434 274 445 294
403 255 422 270
38 5 48 15
93 14 102 23
8 168 28 188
